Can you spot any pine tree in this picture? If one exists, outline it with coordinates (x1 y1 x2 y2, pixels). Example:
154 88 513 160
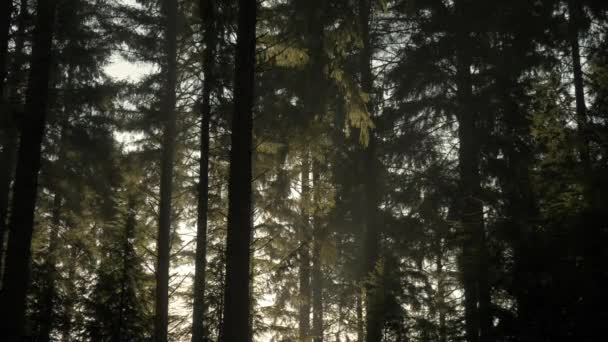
0 0 57 338
192 0 219 340
154 0 178 339
221 0 256 340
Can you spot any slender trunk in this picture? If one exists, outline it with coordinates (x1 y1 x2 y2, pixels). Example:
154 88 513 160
299 152 311 341
436 245 447 342
0 0 28 288
311 161 323 342
0 0 11 96
155 0 178 341
567 2 603 337
454 1 491 341
192 1 217 341
303 3 326 338
356 291 364 341
220 0 256 340
37 110 70 341
115 195 137 341
61 246 77 341
358 1 383 341
567 0 593 199
495 57 540 340
0 128 15 282
0 0 57 338
0 0 14 258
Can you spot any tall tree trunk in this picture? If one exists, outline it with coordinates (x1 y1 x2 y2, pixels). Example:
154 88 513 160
298 152 311 341
567 1 604 337
37 108 71 340
454 1 490 341
155 0 178 341
436 241 447 342
356 291 364 341
0 0 28 288
0 0 57 339
61 245 77 341
192 1 217 341
311 161 323 342
220 0 256 340
0 0 11 96
357 0 383 341
567 0 593 199
495 53 540 340
115 194 138 341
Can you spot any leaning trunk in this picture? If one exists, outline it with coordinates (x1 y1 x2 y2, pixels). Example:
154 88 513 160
154 0 178 341
0 0 57 338
220 0 256 340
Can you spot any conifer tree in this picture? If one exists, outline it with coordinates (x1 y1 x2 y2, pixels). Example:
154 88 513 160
155 0 178 340
0 0 57 338
221 0 256 340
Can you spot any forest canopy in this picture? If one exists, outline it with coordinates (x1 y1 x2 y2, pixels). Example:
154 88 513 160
0 0 607 341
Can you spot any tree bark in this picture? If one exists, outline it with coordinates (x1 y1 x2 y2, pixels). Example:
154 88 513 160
220 0 256 340
192 1 218 341
437 251 447 342
357 1 383 341
454 1 490 341
567 2 604 338
311 160 323 342
115 194 138 341
0 0 28 288
0 0 57 339
356 291 364 341
567 0 592 199
0 0 11 96
298 152 311 341
154 0 178 341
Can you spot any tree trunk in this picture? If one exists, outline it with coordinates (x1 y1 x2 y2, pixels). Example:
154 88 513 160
567 0 593 199
0 0 28 288
436 243 447 342
311 160 323 342
567 2 604 337
454 1 490 341
61 245 77 341
154 0 178 341
495 52 540 340
192 1 218 341
356 291 364 341
220 0 256 340
115 194 138 341
37 107 71 340
298 152 311 341
0 0 57 339
357 1 383 341
0 0 14 261
0 0 11 96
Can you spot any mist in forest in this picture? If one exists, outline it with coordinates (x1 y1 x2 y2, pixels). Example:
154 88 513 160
0 0 607 341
